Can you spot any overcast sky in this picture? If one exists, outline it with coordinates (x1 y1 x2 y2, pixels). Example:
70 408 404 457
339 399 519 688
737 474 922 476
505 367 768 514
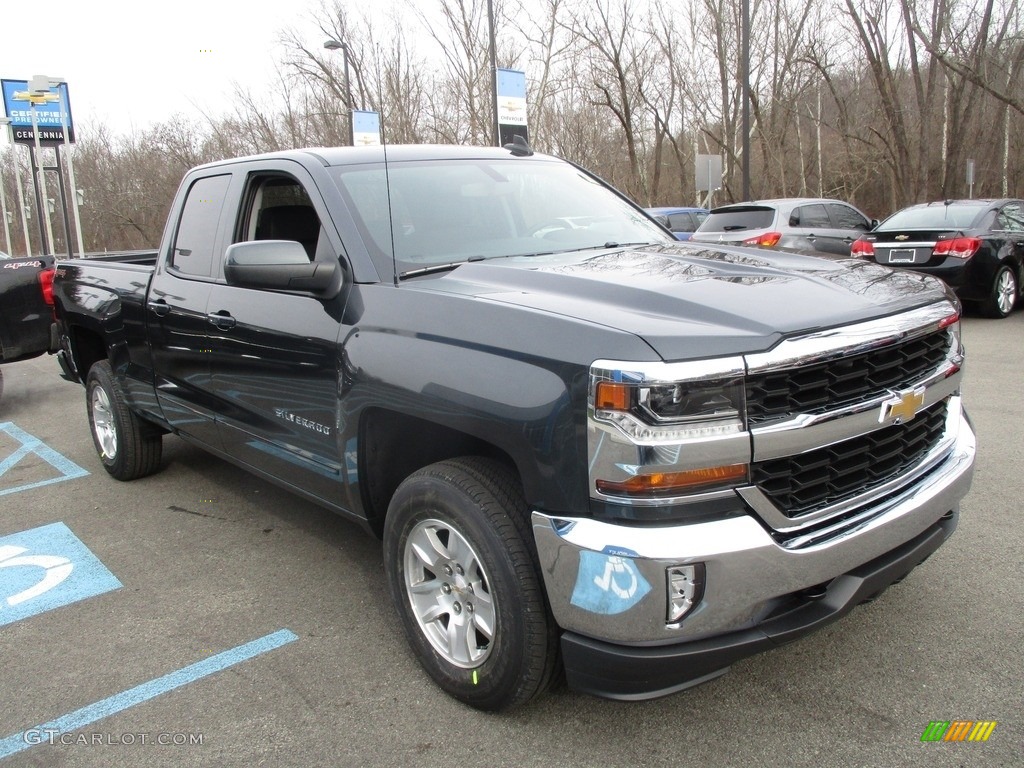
1 0 330 143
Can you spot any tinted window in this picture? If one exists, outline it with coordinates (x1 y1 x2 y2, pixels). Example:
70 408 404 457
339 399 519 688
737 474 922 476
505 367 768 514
827 203 869 230
880 203 986 230
997 203 1024 232
667 213 696 232
171 175 231 277
698 208 774 232
790 204 830 228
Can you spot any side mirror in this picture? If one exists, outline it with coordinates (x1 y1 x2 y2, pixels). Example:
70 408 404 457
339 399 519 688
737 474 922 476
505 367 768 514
224 241 342 298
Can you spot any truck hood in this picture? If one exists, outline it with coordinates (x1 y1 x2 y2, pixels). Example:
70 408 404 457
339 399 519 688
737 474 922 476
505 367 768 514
413 244 953 361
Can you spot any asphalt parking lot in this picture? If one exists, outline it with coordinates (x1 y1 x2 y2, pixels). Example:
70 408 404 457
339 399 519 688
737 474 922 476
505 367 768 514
1 313 1021 768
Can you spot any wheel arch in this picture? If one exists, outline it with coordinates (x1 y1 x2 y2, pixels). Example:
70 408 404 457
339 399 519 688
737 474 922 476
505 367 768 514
359 408 525 538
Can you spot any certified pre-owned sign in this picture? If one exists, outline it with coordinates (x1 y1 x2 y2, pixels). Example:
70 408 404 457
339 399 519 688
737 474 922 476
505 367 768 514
1 78 75 145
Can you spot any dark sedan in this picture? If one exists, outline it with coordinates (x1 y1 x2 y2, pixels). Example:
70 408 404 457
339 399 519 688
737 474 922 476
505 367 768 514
851 199 1024 317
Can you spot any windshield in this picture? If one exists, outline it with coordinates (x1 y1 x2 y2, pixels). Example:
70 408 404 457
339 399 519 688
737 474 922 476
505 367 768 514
330 158 670 277
880 203 986 230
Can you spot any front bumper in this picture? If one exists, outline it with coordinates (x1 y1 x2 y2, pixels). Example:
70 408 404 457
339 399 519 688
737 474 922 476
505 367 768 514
531 405 975 699
558 512 955 700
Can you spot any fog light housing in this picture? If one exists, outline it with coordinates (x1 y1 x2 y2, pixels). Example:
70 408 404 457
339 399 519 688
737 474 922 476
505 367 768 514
667 563 705 624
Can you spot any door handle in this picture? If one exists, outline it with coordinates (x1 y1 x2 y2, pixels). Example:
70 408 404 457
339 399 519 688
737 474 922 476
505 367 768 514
148 299 171 317
207 311 236 330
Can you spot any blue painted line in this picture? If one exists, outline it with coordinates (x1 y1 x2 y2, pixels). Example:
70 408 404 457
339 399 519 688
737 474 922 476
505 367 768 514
0 629 298 759
0 422 89 496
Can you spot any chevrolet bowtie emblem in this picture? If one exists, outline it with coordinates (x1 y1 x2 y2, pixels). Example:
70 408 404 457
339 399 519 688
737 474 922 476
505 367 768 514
881 388 926 424
895 235 910 240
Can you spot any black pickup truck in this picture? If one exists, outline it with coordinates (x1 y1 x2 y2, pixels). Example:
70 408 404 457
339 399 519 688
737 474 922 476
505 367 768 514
52 145 976 710
0 252 55 364
1 252 56 400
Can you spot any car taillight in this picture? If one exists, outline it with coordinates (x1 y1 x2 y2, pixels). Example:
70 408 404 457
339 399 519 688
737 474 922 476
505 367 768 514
850 238 875 257
38 267 55 306
743 231 782 247
933 237 981 259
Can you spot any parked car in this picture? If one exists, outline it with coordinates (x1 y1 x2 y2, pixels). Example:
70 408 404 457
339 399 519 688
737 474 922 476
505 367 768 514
644 206 708 240
851 198 1024 318
691 198 876 256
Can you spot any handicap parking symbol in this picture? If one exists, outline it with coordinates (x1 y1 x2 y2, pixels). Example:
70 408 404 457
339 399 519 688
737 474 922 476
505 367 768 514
0 522 121 626
0 422 89 496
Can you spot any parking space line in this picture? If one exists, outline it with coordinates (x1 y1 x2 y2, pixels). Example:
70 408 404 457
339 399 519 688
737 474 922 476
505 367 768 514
0 422 89 496
0 628 299 759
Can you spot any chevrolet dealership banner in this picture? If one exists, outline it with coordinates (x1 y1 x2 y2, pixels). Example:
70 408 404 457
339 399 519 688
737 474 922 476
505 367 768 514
496 68 528 146
2 79 75 145
352 110 381 146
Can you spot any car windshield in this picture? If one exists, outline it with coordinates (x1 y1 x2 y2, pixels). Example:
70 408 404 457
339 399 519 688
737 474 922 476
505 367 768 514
880 203 986 230
697 207 775 232
330 158 671 277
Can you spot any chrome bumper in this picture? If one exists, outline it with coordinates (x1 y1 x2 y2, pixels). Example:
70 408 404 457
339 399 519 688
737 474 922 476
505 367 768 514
531 404 975 645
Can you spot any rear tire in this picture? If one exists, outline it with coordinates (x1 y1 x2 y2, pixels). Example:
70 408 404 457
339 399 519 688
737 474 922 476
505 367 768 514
982 264 1018 318
383 457 558 711
86 361 163 480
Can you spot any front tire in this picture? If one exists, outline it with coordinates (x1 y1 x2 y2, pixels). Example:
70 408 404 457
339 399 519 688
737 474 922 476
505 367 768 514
86 361 163 480
383 457 558 711
982 264 1018 318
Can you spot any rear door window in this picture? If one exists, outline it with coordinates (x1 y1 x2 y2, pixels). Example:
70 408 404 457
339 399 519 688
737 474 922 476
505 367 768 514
170 174 231 278
790 204 830 228
997 203 1024 232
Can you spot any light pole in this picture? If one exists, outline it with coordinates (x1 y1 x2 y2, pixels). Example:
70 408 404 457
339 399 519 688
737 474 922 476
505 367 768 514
0 117 32 256
50 77 85 258
324 39 353 146
741 0 751 201
487 0 499 147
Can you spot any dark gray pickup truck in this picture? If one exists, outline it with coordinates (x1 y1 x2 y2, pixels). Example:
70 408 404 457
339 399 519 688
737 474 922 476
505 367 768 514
52 144 976 710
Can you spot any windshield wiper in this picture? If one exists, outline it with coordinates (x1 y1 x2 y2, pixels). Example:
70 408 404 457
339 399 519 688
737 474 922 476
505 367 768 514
566 241 658 253
399 256 484 279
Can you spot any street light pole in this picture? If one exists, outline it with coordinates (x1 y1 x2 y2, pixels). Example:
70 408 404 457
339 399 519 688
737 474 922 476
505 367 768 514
487 0 500 147
0 117 33 256
741 0 751 201
324 39 353 146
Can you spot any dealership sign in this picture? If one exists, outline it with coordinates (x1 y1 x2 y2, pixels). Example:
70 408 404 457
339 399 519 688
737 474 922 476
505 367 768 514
2 79 75 145
352 110 381 146
496 68 528 146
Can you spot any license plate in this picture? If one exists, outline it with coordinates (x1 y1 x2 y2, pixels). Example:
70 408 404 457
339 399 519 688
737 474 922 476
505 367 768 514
888 249 916 264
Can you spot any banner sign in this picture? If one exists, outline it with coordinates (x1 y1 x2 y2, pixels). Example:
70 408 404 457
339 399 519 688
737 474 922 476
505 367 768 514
351 110 381 146
496 68 528 146
1 79 75 145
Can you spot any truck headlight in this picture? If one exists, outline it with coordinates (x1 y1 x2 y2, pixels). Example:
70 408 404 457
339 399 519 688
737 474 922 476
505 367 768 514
589 358 751 501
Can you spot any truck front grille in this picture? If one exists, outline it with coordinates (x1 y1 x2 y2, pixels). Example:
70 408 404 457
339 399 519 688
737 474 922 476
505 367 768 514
752 401 948 518
746 329 950 424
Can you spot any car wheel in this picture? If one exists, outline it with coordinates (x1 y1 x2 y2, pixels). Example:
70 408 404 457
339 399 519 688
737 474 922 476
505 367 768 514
86 360 163 480
383 457 558 711
983 265 1018 318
